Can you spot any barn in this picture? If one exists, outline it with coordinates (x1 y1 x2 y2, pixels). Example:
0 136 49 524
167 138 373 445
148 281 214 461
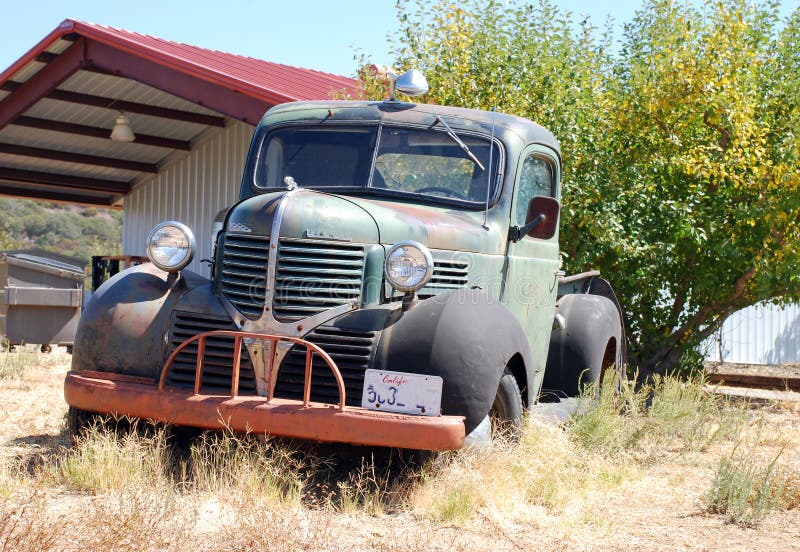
0 19 359 276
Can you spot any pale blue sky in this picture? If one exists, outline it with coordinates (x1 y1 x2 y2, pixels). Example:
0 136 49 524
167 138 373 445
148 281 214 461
1 0 798 77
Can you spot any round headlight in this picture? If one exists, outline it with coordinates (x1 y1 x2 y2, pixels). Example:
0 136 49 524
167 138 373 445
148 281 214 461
146 221 195 272
385 240 434 293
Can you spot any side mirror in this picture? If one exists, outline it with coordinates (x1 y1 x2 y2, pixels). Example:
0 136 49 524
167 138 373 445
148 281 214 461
509 195 560 242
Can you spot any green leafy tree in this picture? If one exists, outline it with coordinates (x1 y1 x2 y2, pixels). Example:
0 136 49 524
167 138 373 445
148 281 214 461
572 0 800 374
0 220 21 251
369 0 800 375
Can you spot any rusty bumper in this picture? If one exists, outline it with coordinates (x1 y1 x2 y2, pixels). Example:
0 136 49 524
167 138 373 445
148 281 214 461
64 371 466 451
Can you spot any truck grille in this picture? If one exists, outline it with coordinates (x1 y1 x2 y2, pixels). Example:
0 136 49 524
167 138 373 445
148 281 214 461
166 312 257 395
219 235 365 322
219 233 270 320
274 326 379 406
273 240 365 322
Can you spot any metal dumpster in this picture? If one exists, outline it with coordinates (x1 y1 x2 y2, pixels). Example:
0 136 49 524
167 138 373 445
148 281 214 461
0 249 86 352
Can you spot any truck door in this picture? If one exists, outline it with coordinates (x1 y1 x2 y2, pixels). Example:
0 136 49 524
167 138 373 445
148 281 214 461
502 148 562 392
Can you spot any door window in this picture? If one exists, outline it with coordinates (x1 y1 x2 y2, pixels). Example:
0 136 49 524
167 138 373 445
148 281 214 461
516 156 554 224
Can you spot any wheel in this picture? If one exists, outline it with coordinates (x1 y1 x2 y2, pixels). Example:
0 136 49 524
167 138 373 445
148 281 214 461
41 344 52 354
66 345 73 355
583 339 620 398
67 406 100 443
489 369 524 440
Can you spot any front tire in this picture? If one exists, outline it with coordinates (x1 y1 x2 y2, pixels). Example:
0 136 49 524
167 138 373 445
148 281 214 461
66 406 99 443
490 369 524 439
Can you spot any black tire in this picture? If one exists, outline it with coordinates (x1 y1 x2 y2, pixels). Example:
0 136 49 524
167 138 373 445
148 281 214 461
584 339 620 398
41 344 52 354
67 406 99 443
490 369 524 440
67 406 138 444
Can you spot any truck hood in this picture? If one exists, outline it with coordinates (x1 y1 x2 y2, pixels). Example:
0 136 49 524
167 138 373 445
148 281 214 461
227 190 504 254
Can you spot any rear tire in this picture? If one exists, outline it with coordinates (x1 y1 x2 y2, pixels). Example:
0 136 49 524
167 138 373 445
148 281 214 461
490 369 524 440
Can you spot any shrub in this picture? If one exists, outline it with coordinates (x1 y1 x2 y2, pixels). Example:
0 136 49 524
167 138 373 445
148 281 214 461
703 445 785 527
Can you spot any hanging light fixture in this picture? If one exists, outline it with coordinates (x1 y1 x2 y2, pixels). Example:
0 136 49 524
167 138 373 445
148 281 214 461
110 113 135 142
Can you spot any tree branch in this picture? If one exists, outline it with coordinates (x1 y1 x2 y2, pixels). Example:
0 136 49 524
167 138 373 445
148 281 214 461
646 266 757 372
703 109 731 152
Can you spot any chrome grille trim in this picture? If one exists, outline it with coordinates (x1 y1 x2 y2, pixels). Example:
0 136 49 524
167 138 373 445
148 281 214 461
273 239 365 322
219 233 270 320
274 326 379 406
166 312 257 395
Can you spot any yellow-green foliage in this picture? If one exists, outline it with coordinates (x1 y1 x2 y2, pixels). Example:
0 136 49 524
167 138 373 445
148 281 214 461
380 0 800 375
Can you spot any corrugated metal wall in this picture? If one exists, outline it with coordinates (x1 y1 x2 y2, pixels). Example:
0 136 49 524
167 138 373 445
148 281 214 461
705 302 800 365
122 121 254 277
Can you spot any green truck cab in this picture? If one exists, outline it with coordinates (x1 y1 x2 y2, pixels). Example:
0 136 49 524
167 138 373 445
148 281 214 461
65 72 625 450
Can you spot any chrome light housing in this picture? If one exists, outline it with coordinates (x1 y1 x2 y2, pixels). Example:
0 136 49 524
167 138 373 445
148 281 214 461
388 69 429 101
385 240 434 293
146 221 195 272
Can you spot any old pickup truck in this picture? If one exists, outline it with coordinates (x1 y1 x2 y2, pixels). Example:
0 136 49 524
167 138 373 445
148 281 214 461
65 70 625 451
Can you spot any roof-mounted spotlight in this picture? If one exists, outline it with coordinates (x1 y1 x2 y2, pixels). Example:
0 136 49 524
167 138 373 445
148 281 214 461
387 69 429 102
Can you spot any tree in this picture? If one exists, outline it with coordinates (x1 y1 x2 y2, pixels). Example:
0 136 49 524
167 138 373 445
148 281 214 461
573 0 800 374
0 220 21 251
369 0 800 375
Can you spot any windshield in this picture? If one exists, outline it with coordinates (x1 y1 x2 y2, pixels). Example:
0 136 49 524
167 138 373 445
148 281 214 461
253 124 502 208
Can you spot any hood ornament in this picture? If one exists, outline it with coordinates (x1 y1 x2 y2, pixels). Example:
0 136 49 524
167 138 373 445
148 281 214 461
284 176 299 191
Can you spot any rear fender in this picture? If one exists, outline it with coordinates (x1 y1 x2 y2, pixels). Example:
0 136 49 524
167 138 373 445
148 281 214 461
544 290 624 397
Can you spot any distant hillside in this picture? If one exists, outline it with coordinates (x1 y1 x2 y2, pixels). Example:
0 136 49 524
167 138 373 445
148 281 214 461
0 197 122 264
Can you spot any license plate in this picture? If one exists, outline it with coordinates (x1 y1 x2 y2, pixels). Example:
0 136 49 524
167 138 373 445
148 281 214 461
361 369 443 416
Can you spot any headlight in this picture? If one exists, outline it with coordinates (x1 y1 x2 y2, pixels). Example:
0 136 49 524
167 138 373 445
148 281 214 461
146 221 195 272
385 240 434 293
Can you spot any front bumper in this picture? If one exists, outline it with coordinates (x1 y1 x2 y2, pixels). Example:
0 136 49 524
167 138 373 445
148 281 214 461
64 372 465 450
64 330 465 451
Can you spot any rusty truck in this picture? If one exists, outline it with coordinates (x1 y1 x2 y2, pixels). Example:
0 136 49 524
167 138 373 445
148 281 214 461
64 70 625 450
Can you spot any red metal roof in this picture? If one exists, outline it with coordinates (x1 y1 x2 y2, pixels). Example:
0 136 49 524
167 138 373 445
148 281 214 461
0 19 361 105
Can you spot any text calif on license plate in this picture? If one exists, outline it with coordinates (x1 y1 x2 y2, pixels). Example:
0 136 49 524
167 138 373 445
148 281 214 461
361 369 443 416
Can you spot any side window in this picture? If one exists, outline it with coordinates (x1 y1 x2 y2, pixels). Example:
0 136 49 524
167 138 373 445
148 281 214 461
515 155 554 224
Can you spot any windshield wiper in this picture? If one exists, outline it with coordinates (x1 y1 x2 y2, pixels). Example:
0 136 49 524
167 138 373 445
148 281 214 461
433 116 485 172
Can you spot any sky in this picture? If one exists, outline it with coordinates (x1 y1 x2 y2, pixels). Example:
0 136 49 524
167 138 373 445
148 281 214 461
0 0 798 78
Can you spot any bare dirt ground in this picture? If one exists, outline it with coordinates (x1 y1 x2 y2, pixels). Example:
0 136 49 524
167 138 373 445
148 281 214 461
1 351 799 551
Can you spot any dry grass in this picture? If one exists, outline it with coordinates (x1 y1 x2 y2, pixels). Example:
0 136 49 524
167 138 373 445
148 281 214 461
0 349 39 381
47 421 173 492
185 430 309 505
0 352 799 551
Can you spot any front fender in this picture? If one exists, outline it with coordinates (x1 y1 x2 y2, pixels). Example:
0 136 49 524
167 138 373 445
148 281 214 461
71 264 211 379
375 289 532 434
